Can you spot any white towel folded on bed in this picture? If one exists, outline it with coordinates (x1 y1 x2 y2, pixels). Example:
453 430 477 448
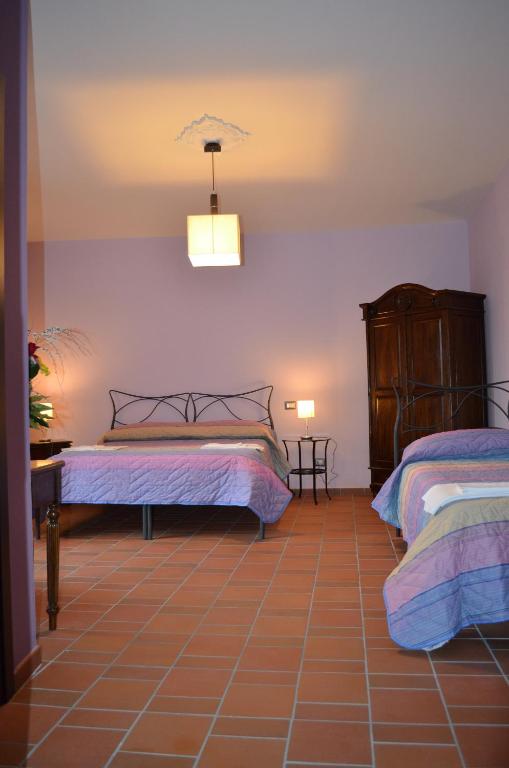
61 445 129 452
200 442 263 452
422 482 509 515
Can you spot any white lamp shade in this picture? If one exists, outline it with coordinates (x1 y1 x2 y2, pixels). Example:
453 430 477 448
187 214 241 267
40 401 53 420
297 400 315 419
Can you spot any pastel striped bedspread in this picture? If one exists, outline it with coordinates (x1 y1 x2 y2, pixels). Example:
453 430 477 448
372 428 509 649
398 458 509 545
384 495 509 649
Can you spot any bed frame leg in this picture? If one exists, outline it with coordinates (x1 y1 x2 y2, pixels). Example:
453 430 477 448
257 519 265 541
142 505 153 540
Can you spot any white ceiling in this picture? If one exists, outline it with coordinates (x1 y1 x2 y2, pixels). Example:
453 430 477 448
29 0 509 242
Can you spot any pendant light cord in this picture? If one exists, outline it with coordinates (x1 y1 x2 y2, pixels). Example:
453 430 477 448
206 142 219 214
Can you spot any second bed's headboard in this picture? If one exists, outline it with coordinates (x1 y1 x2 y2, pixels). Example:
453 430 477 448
393 379 509 468
109 385 274 430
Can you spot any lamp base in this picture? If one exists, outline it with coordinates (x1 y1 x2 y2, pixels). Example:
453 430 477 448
300 435 313 440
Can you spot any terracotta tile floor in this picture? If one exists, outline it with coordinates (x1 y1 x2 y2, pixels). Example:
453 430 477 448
1 496 509 767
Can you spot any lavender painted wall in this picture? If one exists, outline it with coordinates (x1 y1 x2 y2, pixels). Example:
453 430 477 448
469 161 509 425
27 240 45 330
35 219 469 488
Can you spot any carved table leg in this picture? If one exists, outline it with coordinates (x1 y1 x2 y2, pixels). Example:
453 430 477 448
46 502 60 630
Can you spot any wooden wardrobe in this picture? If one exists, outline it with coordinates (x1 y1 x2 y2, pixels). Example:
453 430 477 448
360 283 487 494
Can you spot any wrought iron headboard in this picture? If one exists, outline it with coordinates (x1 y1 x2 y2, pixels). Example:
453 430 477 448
109 391 191 429
109 385 274 430
393 379 509 468
188 388 274 427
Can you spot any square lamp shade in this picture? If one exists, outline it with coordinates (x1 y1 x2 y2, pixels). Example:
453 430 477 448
297 400 315 420
187 214 241 267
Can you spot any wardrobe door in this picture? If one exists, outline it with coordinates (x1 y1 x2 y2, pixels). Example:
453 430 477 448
448 310 487 428
405 311 448 439
367 316 405 492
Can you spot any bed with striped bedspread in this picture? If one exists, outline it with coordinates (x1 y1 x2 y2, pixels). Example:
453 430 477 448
372 429 509 649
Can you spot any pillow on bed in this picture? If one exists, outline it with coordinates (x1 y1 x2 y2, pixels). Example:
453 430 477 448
194 420 265 427
373 427 509 527
99 420 275 444
105 419 265 432
401 427 509 463
109 421 184 430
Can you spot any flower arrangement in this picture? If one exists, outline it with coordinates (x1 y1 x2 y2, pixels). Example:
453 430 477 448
28 327 89 429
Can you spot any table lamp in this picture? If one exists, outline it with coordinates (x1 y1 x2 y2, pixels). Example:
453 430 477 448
297 400 315 439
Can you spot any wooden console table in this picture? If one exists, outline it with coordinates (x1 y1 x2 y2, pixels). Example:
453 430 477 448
30 459 64 631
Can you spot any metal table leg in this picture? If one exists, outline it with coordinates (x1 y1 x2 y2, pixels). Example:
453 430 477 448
142 504 153 539
298 441 303 497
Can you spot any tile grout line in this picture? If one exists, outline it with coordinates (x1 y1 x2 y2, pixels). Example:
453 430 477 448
36 507 262 634
352 496 376 768
23 507 254 764
32 510 205 665
476 626 509 684
33 510 138 628
102 508 283 767
380 512 472 766
33 507 193 630
189 499 303 768
102 507 298 768
19 500 509 768
27 511 210 755
427 646 468 768
32 510 181 655
287 760 373 768
281 496 329 768
52 711 509 726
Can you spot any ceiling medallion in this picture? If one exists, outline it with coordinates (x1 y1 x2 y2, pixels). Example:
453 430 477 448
175 114 251 151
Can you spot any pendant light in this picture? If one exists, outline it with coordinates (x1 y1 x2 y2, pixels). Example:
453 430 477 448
187 141 241 267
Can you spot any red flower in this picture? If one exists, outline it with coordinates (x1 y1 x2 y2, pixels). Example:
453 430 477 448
28 342 39 356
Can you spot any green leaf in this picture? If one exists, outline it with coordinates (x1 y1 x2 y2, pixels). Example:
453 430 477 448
29 390 52 429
